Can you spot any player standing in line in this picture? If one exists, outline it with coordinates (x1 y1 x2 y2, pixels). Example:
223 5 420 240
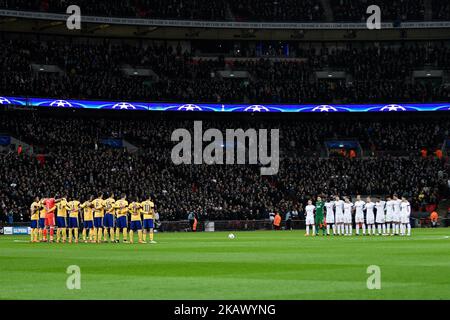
304 199 315 236
43 196 57 242
38 199 46 241
375 198 386 235
81 196 94 243
128 199 144 244
400 196 411 236
30 197 41 243
364 197 376 235
141 195 157 244
343 197 353 236
55 195 68 243
315 196 326 236
354 195 366 236
334 196 345 235
92 193 105 243
324 197 335 235
115 194 129 243
385 196 395 235
393 195 402 235
67 198 81 243
103 193 116 243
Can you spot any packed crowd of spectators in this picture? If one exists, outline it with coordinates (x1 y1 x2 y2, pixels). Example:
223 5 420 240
0 110 448 223
432 0 450 21
331 0 425 22
2 0 445 21
0 0 228 20
0 0 322 22
1 37 449 103
229 0 324 22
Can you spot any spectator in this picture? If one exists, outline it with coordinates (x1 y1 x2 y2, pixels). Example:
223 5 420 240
285 210 292 230
188 211 195 231
430 211 438 227
7 209 13 225
273 212 282 230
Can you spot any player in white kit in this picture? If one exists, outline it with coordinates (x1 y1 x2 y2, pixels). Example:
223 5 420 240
364 197 375 235
385 196 395 235
400 196 411 236
375 198 386 235
324 197 335 236
305 200 316 236
392 195 402 235
343 197 353 236
334 196 345 235
354 195 365 236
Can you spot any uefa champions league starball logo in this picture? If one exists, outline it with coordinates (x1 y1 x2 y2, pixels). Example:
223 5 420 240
380 104 406 111
111 102 137 110
312 105 338 112
243 105 270 112
49 100 73 107
0 97 12 105
176 104 203 111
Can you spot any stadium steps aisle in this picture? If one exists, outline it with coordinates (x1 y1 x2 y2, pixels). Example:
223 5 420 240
424 0 433 21
320 0 334 22
10 136 33 155
224 1 235 21
122 139 139 153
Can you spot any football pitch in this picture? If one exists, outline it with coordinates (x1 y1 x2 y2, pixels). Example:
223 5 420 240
0 229 449 300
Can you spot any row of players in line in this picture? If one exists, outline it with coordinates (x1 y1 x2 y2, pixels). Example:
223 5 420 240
304 195 411 236
29 193 157 244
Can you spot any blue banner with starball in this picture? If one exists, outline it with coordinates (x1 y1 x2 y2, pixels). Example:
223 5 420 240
1 95 450 113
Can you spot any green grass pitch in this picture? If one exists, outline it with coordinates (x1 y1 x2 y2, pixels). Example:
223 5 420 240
0 229 449 300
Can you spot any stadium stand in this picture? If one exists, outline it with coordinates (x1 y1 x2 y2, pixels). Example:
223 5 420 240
0 1 449 227
432 0 450 21
0 110 448 223
228 0 324 22
330 0 425 22
0 0 228 20
0 36 449 103
0 0 440 22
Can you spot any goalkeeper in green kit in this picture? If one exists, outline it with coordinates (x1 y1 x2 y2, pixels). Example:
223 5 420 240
315 196 326 236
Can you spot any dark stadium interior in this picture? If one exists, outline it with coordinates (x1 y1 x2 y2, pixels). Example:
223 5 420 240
0 0 449 227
